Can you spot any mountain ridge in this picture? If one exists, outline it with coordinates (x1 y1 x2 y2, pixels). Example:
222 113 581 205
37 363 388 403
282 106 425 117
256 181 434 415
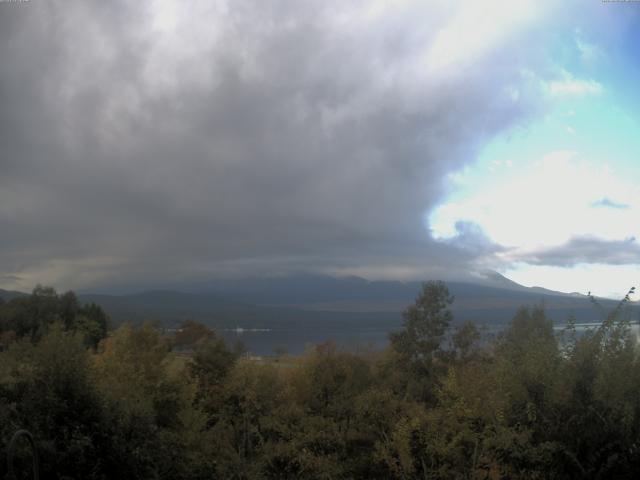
3 275 635 355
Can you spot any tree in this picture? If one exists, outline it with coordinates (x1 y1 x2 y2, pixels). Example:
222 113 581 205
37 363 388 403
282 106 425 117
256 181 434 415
172 319 215 351
386 281 454 403
211 360 283 479
0 286 109 347
92 323 210 479
0 325 105 478
76 302 110 348
451 320 481 361
389 280 454 363
189 333 241 416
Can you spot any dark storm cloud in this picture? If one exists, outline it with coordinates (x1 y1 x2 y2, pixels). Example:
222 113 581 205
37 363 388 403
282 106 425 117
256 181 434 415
0 0 576 290
517 236 640 267
439 221 506 258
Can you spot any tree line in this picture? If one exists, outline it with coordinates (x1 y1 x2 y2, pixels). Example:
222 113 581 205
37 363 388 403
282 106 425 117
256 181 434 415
1 282 639 479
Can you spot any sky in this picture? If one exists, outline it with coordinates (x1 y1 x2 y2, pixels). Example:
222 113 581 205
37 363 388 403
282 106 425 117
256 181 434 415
0 0 639 297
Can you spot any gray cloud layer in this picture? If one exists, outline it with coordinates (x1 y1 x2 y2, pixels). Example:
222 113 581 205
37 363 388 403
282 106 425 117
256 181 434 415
516 236 640 267
0 0 632 291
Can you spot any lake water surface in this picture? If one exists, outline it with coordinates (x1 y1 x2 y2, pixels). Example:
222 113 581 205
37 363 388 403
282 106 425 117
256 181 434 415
219 320 640 356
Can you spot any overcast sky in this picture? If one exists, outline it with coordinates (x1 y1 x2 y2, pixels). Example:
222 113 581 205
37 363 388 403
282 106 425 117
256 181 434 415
1 0 639 297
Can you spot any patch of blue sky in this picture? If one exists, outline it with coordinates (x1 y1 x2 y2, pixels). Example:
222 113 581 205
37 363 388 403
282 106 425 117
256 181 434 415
427 26 640 297
430 86 640 239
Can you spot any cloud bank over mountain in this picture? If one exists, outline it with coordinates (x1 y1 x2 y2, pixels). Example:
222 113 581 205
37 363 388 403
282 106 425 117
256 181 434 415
0 0 636 291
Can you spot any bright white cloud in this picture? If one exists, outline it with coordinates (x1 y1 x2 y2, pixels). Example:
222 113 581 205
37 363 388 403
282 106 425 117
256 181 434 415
425 0 542 70
430 150 640 250
430 149 640 296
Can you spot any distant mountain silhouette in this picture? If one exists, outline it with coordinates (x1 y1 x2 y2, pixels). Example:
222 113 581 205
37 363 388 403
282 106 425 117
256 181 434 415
3 275 636 354
0 288 27 301
71 272 634 329
184 271 585 305
3 274 635 348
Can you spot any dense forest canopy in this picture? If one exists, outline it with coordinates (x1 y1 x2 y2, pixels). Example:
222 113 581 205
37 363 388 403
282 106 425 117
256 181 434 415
1 282 639 479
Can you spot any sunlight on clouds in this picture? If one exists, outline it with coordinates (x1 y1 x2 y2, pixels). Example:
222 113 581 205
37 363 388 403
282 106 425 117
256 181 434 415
150 0 180 33
144 0 227 93
429 76 640 297
426 0 541 70
2 0 638 292
430 150 640 250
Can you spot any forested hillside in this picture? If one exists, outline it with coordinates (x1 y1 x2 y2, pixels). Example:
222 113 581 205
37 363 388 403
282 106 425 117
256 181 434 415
1 283 639 479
